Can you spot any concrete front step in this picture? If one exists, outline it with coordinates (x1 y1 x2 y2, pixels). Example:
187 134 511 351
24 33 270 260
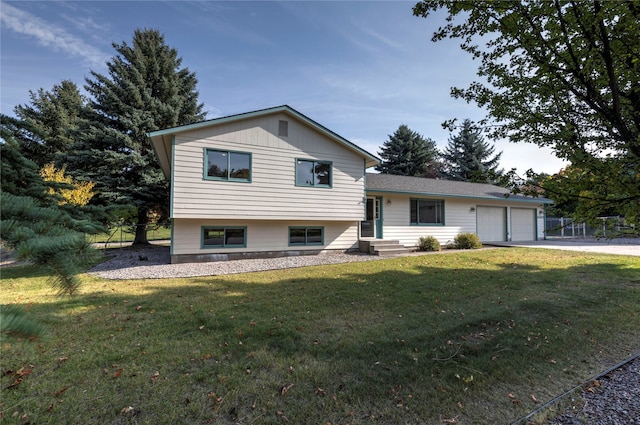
374 247 411 257
360 239 411 256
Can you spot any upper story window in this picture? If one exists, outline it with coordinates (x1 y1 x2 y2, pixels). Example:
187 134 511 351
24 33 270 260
204 148 251 182
410 199 444 225
295 159 332 188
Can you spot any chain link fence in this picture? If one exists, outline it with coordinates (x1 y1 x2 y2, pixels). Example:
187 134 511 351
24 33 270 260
545 216 635 239
88 223 170 248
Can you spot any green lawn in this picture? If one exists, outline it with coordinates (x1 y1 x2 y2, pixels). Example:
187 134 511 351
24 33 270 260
1 249 639 424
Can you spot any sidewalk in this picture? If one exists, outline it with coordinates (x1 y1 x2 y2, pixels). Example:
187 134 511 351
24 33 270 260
489 238 640 256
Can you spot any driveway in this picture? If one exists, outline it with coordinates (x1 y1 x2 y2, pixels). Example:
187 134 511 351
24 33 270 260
489 238 640 256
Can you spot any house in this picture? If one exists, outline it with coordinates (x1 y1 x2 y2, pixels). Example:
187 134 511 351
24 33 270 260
364 173 552 248
148 105 379 264
149 105 552 263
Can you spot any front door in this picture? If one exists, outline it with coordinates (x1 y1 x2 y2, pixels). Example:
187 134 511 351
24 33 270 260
361 197 382 238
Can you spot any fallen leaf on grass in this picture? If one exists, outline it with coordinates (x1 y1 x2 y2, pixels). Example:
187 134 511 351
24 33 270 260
150 371 160 382
120 406 137 415
280 383 294 396
7 378 24 389
53 386 69 396
530 394 539 403
6 367 32 389
112 368 123 378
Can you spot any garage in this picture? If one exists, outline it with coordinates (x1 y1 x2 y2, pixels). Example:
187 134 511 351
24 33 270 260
511 208 537 241
476 206 507 242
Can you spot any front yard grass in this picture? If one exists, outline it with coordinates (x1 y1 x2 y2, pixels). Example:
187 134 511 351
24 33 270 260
1 248 639 424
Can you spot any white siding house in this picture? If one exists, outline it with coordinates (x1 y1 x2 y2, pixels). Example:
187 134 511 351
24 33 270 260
149 106 552 263
363 173 552 248
149 105 380 263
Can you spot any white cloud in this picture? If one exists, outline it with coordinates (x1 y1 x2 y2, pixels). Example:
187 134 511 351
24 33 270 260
0 3 109 69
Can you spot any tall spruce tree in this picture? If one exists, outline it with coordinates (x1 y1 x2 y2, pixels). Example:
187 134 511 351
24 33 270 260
376 124 439 176
440 119 502 183
71 28 205 245
13 80 88 168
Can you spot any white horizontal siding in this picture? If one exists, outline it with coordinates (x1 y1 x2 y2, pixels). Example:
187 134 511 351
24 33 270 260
171 113 366 221
172 218 358 256
379 195 476 247
370 192 546 246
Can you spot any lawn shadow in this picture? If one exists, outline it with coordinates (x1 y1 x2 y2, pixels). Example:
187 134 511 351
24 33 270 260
2 255 639 424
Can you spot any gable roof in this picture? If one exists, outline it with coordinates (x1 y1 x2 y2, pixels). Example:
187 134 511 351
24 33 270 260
366 173 553 204
148 105 380 177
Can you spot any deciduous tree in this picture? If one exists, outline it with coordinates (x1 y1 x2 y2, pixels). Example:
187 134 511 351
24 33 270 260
40 163 96 207
413 1 640 225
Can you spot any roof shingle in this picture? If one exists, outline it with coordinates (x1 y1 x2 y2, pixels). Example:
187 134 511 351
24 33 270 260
366 173 552 204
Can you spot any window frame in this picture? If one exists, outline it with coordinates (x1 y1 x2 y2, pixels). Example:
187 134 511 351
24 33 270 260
409 198 445 226
203 148 252 182
288 226 324 246
295 158 332 188
201 226 247 248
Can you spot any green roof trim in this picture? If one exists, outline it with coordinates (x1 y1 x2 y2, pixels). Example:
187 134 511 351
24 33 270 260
147 105 380 166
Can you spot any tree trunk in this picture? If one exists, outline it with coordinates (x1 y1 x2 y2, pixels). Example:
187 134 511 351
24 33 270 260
132 207 150 245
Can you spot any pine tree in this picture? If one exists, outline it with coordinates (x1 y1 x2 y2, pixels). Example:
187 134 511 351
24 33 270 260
1 115 102 295
13 80 88 167
440 119 503 183
70 28 205 245
376 124 439 176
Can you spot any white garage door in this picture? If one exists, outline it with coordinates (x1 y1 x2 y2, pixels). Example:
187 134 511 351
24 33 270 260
477 206 506 242
511 208 536 241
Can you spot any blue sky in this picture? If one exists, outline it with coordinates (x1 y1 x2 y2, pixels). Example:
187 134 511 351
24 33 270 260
1 0 566 174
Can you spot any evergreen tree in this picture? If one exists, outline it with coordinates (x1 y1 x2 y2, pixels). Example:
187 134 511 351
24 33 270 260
70 28 205 245
440 119 502 183
376 124 439 176
13 80 88 167
0 115 102 295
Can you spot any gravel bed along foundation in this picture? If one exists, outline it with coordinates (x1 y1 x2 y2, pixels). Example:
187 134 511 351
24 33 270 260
89 245 385 280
